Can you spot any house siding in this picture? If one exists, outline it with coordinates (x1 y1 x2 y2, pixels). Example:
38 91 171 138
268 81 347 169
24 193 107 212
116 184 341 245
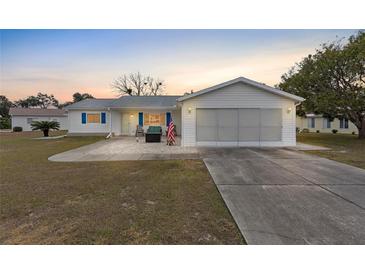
296 116 358 134
119 109 181 136
181 82 296 147
11 116 68 131
68 110 112 135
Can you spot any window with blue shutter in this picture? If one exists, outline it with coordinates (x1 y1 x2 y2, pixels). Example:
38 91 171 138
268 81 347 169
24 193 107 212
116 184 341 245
81 112 86 124
101 112 106 124
138 112 143 126
166 112 171 126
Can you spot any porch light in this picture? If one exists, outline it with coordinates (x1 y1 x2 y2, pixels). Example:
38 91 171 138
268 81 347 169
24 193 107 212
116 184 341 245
287 107 292 113
188 107 192 114
130 114 134 118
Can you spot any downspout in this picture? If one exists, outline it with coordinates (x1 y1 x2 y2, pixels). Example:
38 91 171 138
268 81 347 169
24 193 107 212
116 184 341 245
106 107 112 139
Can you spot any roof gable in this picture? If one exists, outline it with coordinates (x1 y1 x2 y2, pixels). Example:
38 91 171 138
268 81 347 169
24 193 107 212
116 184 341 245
177 76 305 103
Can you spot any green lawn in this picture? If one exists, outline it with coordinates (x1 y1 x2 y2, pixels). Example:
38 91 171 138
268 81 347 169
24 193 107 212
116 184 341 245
0 131 244 244
297 133 365 169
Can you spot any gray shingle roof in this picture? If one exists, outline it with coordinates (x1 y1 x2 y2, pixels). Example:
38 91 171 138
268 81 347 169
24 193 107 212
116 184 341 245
9 108 67 116
65 96 180 110
65 99 116 110
109 96 180 108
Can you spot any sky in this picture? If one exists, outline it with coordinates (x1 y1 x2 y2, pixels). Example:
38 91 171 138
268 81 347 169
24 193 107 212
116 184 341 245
0 29 358 103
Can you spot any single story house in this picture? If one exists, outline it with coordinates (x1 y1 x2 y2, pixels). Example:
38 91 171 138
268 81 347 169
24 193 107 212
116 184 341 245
296 114 358 134
66 77 305 147
9 108 68 131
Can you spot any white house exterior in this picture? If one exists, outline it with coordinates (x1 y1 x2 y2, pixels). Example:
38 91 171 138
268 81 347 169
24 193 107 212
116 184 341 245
66 77 305 147
9 108 68 131
296 114 358 134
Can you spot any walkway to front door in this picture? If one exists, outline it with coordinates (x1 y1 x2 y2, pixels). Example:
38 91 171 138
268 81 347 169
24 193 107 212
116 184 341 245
49 136 199 162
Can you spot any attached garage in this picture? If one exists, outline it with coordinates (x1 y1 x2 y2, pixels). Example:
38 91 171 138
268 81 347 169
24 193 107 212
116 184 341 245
178 77 304 147
196 108 282 146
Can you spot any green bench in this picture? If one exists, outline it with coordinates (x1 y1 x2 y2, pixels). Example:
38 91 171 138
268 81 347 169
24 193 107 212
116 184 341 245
145 126 162 142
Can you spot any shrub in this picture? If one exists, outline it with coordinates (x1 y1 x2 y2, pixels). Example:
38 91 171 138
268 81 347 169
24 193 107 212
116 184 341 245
13 126 23 132
31 120 60 137
0 117 11 129
332 129 338 134
296 127 300 133
316 130 320 133
301 128 309 133
352 131 356 135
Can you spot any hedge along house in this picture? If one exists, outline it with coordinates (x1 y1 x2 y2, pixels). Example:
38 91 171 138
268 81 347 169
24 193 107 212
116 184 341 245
66 77 305 147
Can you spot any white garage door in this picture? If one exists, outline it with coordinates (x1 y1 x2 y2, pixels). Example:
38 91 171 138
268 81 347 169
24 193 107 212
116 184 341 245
196 108 282 145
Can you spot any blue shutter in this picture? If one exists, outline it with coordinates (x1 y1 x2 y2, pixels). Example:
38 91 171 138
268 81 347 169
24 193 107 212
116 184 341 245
101 112 106 124
166 112 171 126
81 113 86 124
138 112 143 126
340 119 343 128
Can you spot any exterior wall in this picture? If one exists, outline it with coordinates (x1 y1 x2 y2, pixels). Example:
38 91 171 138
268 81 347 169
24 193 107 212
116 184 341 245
181 82 297 147
118 109 181 136
296 116 358 134
11 115 68 131
67 109 180 136
68 110 111 135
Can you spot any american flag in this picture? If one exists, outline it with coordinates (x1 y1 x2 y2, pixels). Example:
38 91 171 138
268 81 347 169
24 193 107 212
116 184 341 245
167 120 176 145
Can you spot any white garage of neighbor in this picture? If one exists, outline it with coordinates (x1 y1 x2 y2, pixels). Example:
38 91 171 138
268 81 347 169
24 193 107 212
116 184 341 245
65 77 304 147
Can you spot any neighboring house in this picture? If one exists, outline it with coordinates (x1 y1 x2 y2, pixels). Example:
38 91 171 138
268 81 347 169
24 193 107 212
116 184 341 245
296 114 358 134
9 108 68 131
66 77 304 147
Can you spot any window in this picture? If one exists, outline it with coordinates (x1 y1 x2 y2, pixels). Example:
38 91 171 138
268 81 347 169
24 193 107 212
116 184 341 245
143 113 165 126
27 118 33 124
340 118 349 129
323 118 331 129
308 117 315 128
87 113 100 123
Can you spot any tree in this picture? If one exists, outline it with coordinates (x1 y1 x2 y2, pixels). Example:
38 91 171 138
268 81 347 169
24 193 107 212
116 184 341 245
278 31 365 138
31 120 60 137
36 93 59 108
73 92 94 102
15 93 59 108
0 95 14 117
58 92 94 108
112 72 165 96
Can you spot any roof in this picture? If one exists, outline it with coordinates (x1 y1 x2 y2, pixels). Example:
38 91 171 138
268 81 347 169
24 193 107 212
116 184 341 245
109 96 180 109
9 108 67 117
65 99 116 110
65 96 180 110
177 76 305 103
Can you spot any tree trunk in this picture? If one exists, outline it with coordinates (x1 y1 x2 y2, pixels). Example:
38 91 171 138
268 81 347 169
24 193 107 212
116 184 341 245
43 129 49 137
358 119 365 139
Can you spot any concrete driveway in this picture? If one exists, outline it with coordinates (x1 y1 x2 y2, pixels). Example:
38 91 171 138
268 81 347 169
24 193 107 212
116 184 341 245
202 148 365 244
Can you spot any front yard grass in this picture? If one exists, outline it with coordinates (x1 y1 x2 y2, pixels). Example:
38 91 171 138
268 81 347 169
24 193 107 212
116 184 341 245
0 131 244 244
297 133 365 169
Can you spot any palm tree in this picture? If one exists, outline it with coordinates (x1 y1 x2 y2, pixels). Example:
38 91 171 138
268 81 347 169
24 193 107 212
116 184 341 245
31 121 60 137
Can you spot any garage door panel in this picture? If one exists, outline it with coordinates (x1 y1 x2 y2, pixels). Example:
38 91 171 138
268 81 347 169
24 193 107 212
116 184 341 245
260 127 282 141
197 126 217 141
218 109 238 141
239 109 260 141
260 109 282 126
197 109 217 126
239 127 260 141
218 127 238 141
239 109 260 127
